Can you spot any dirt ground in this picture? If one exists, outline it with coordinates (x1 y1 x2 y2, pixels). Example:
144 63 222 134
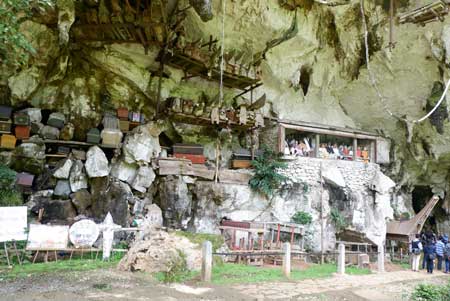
0 268 448 301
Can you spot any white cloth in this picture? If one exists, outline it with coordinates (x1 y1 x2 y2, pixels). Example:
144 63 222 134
411 254 421 271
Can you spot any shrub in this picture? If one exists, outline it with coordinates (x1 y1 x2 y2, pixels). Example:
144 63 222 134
411 282 450 301
0 164 16 190
330 208 348 233
249 146 287 197
292 211 313 225
0 190 23 207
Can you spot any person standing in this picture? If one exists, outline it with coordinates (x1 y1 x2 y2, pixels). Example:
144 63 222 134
410 234 423 272
436 235 445 271
423 239 437 274
443 235 450 274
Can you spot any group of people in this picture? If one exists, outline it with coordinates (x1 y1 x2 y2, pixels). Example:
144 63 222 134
284 138 370 162
410 231 450 274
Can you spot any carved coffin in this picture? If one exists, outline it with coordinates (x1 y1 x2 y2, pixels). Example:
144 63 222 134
101 128 123 147
0 119 12 132
86 128 101 144
117 107 129 120
0 134 16 149
173 143 204 155
173 153 206 164
0 106 12 121
13 112 30 126
47 112 66 129
14 125 31 139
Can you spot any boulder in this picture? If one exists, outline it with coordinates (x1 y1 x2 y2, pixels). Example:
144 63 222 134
54 180 71 198
41 199 77 223
321 166 346 188
132 197 152 215
370 171 395 194
34 167 57 190
91 180 131 226
21 108 42 123
85 146 109 178
12 140 46 174
122 122 162 164
131 165 156 193
53 158 73 179
90 176 110 199
0 151 13 166
189 0 213 22
70 189 92 214
39 125 60 139
26 189 54 212
31 122 44 135
110 160 137 184
69 160 88 192
158 176 192 228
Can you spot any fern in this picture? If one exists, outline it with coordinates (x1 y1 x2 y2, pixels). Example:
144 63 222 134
249 146 287 197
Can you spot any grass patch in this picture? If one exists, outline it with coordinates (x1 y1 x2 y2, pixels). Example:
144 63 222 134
174 231 224 251
0 258 120 281
154 262 371 285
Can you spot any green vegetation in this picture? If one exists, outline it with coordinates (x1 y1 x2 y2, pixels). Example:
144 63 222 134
249 146 287 197
155 251 192 283
0 0 51 68
411 282 450 301
155 262 371 285
175 231 224 251
292 211 313 225
330 208 348 233
0 165 22 206
0 259 119 281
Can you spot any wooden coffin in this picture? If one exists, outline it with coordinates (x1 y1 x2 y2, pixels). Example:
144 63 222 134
86 128 101 144
0 106 12 120
117 107 129 120
129 112 142 123
173 143 204 155
0 134 16 149
0 119 12 132
101 129 123 147
221 220 251 229
47 112 65 129
57 146 71 155
72 149 86 160
15 125 31 139
173 153 206 164
119 120 130 132
13 112 30 126
232 159 252 169
16 172 34 187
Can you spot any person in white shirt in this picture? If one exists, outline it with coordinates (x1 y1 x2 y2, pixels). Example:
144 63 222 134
410 234 423 272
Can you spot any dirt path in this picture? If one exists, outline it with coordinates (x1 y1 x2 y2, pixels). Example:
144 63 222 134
1 269 448 300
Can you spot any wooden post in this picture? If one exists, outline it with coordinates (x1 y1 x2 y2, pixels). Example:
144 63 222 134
3 242 10 267
353 138 358 160
378 244 385 273
201 241 213 282
282 242 291 278
13 241 22 265
276 224 281 248
314 134 320 158
337 243 345 275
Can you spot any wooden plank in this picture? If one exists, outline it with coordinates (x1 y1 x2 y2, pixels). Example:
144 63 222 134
219 169 252 185
157 158 215 180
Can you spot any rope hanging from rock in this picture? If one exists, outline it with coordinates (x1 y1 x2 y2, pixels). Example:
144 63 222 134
359 0 450 125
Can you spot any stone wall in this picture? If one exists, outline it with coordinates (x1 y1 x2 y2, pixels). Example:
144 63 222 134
191 157 395 252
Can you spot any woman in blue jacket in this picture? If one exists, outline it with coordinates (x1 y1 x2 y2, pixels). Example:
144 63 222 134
423 239 437 274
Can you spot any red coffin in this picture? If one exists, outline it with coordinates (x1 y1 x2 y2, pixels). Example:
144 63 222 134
15 125 31 139
174 153 206 164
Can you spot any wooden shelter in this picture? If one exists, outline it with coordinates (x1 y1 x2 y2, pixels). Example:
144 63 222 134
386 196 440 242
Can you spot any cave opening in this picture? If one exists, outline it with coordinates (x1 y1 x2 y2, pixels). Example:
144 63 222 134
299 65 312 96
411 186 447 232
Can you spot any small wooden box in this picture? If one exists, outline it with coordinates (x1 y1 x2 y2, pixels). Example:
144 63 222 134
117 107 129 120
16 172 34 187
129 112 141 123
1 134 16 149
47 112 65 129
173 143 204 155
119 120 130 132
15 125 31 139
13 112 30 126
232 159 252 169
174 153 206 164
0 119 12 132
86 128 101 144
57 146 71 155
0 106 12 120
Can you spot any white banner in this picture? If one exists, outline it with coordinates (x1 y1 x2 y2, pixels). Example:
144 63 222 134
0 206 28 242
26 224 69 250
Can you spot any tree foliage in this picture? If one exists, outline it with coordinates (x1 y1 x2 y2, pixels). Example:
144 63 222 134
249 146 287 197
0 0 51 68
292 211 313 225
330 208 348 233
0 164 16 190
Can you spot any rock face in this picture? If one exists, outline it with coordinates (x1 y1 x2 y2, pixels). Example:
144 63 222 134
157 176 193 229
70 189 92 215
69 160 88 192
53 159 73 179
91 180 131 226
131 165 156 193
